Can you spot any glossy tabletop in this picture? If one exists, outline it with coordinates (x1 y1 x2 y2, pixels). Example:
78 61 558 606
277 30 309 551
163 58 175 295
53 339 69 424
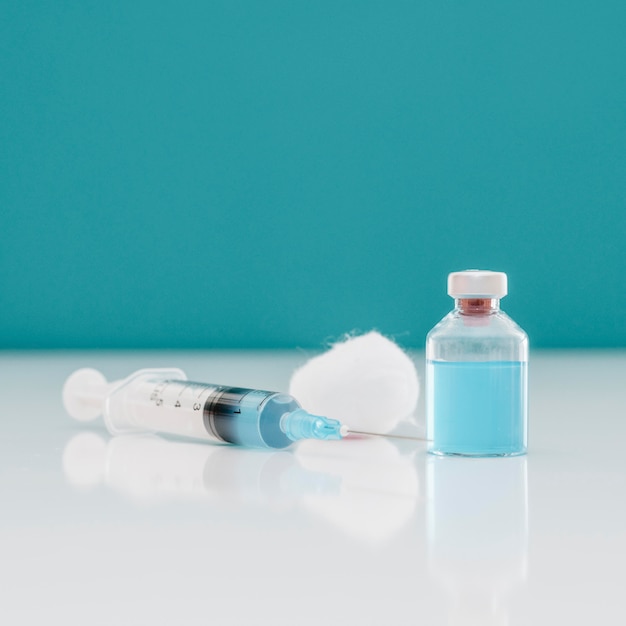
1 350 625 625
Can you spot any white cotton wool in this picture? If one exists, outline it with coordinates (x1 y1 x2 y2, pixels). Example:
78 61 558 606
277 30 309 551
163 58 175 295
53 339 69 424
288 331 419 433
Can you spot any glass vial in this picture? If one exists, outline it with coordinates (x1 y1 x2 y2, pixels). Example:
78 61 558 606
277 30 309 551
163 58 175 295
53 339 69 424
426 270 528 456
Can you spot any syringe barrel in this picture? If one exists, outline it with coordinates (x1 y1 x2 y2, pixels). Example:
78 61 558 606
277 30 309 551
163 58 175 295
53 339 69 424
104 371 300 449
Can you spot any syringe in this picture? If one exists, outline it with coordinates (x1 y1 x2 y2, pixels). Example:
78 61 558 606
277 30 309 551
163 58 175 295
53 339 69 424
63 368 348 449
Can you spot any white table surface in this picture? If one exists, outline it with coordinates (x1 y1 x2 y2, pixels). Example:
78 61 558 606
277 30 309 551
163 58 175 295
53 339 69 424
1 350 625 625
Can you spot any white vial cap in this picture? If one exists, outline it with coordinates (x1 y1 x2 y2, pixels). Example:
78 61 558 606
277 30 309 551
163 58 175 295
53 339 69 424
447 270 508 298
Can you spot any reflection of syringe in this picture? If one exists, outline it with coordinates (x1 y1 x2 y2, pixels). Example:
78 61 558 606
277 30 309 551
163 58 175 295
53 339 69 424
62 432 340 504
63 368 348 449
62 432 419 543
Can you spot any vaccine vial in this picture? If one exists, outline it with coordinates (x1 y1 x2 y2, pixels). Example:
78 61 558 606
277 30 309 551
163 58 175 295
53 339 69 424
426 270 528 456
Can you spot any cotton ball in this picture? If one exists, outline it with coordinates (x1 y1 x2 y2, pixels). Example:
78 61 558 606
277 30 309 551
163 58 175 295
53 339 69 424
289 331 419 433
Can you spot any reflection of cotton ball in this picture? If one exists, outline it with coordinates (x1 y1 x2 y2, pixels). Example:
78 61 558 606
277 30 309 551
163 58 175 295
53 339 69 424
296 437 419 544
62 432 107 489
289 331 419 433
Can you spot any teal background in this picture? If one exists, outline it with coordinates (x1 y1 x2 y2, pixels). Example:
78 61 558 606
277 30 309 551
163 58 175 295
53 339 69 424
1 1 625 349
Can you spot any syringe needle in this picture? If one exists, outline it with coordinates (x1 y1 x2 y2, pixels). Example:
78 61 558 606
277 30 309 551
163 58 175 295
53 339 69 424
347 429 431 442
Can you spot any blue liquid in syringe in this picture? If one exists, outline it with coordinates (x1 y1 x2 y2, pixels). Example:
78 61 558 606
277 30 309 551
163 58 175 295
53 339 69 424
427 361 527 456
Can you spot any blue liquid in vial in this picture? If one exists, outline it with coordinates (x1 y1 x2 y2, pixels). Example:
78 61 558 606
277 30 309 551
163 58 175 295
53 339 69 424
427 360 527 456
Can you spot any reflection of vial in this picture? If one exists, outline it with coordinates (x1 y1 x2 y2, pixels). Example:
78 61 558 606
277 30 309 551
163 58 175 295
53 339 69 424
427 456 528 625
426 270 528 456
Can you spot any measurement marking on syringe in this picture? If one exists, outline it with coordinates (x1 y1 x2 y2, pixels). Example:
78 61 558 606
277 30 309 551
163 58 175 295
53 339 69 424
151 380 181 407
176 383 191 398
174 383 189 408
